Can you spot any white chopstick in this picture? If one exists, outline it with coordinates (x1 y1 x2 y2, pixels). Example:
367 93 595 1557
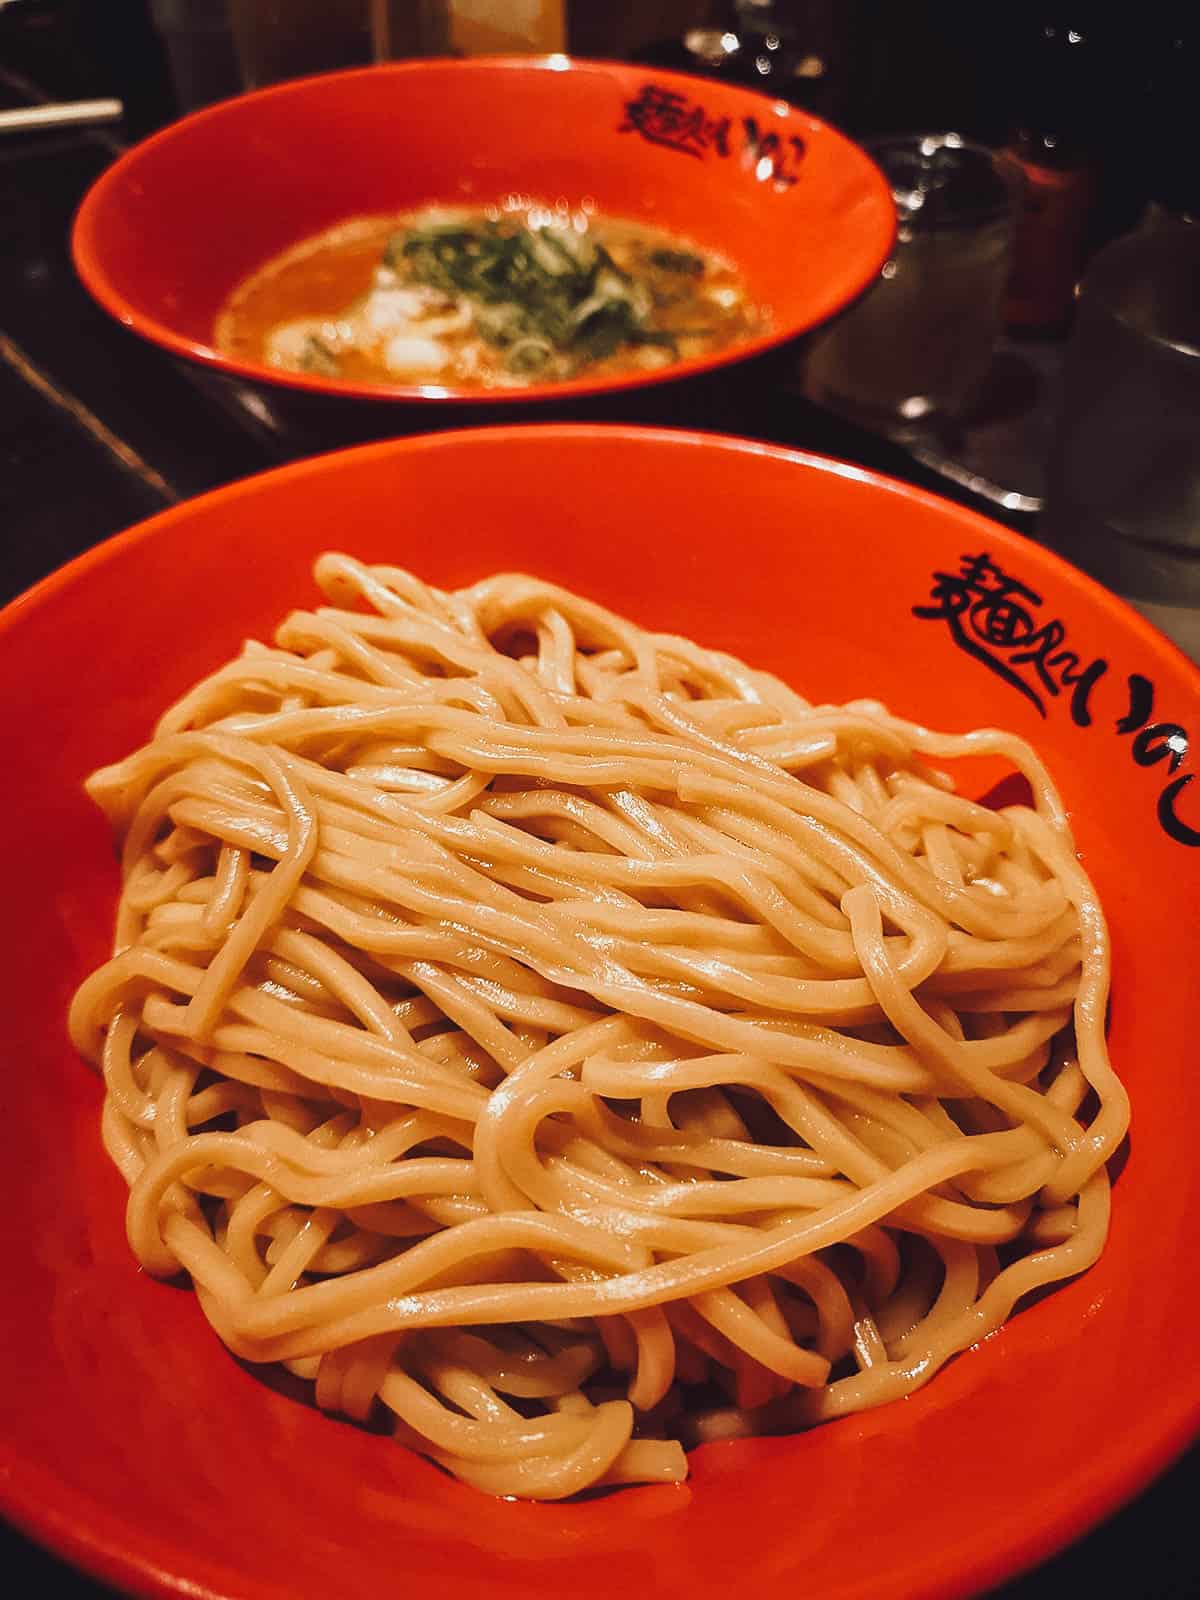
0 98 124 134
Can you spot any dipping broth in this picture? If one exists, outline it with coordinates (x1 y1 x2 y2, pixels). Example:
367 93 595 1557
215 206 763 389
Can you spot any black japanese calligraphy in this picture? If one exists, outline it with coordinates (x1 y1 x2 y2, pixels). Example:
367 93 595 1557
1115 673 1154 735
912 553 1108 722
1114 674 1200 846
618 85 806 188
1158 777 1200 847
742 117 806 187
915 552 1199 848
619 85 731 160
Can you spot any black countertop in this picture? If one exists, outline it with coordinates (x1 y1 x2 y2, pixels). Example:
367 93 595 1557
0 18 1195 1600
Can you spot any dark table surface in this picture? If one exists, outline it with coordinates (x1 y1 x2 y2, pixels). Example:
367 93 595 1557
0 17 1195 1600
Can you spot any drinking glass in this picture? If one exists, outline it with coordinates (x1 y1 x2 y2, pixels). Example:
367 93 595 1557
804 133 1019 428
1042 221 1200 660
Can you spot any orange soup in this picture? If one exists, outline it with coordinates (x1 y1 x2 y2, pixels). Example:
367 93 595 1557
215 205 762 389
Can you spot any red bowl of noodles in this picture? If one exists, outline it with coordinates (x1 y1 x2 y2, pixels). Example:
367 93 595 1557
71 57 893 407
0 425 1197 1599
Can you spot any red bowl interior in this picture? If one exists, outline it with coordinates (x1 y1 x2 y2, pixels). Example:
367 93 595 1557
3 426 1198 1600
71 58 894 403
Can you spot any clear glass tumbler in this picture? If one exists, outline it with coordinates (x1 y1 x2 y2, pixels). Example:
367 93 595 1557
1041 221 1200 661
804 133 1019 428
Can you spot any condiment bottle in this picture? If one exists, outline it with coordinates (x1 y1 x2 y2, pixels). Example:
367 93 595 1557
1002 13 1101 334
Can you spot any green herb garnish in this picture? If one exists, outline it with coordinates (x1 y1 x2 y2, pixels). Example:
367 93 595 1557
647 247 705 276
388 220 675 375
300 334 339 377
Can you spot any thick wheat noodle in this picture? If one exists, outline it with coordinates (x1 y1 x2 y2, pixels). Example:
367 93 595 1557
69 554 1128 1499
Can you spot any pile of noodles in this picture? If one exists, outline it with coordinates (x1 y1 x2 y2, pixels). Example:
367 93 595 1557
69 555 1128 1499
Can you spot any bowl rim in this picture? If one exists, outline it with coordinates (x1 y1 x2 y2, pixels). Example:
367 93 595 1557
2 423 1198 1600
69 54 897 406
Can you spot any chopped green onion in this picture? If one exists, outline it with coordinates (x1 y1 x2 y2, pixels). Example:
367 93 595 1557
389 219 663 373
647 248 705 276
300 335 339 377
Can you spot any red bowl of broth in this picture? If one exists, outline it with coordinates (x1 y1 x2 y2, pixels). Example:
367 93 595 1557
0 426 1197 1599
71 57 894 404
